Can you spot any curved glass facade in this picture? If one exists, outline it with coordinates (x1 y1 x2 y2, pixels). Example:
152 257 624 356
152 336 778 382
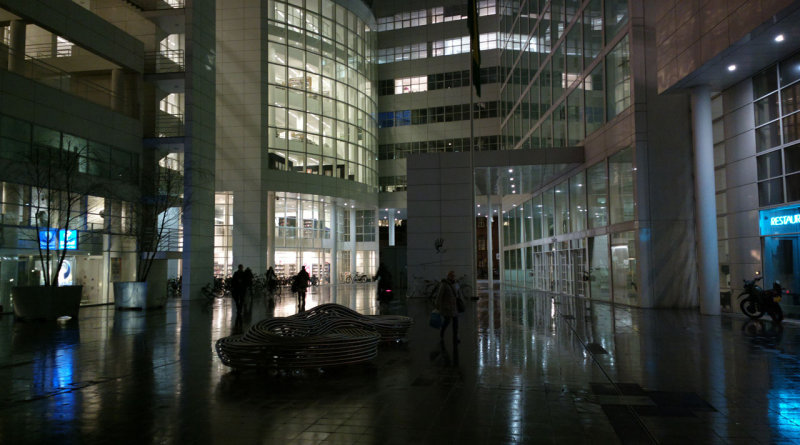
266 0 378 190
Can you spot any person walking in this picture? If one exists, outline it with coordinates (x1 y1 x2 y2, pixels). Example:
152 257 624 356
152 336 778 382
436 270 460 345
266 266 278 293
231 264 247 316
293 266 310 312
243 266 254 312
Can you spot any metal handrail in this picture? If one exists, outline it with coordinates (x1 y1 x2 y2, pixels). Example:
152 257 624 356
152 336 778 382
125 0 185 10
144 50 185 73
155 112 185 138
25 43 73 59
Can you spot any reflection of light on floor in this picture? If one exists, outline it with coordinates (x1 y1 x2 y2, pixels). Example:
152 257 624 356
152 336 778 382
271 284 379 316
32 345 77 425
771 389 800 435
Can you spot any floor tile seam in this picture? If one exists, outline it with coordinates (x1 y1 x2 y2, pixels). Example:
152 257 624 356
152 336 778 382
549 301 663 445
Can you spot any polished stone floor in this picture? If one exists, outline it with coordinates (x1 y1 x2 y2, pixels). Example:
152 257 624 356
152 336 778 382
1 284 800 444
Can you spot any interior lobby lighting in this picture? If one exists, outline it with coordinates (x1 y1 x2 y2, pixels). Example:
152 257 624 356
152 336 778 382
727 64 737 72
775 34 785 42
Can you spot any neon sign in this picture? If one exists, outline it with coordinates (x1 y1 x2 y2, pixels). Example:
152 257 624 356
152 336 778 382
770 214 800 226
761 206 800 236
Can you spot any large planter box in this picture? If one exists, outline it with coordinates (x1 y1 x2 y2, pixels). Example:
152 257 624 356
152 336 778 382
114 281 166 310
12 286 82 321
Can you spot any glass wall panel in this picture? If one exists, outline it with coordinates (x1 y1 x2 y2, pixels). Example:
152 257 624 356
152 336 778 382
611 231 637 305
588 234 609 301
523 201 532 242
609 147 634 224
587 161 608 228
585 64 604 134
570 171 586 232
606 35 630 120
532 194 543 239
583 0 602 67
542 188 555 237
565 24 581 85
554 179 569 235
567 87 584 145
604 0 628 41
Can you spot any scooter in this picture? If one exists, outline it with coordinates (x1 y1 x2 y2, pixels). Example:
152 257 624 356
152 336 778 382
739 276 787 323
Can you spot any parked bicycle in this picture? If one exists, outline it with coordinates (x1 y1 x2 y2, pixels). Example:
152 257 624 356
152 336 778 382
341 272 371 283
409 275 440 300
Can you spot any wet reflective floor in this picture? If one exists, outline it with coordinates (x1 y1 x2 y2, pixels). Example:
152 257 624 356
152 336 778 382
2 284 800 444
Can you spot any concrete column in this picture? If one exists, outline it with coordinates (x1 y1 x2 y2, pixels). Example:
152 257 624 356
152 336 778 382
8 20 26 74
111 68 125 113
330 203 338 284
497 205 504 283
350 208 357 276
691 85 721 316
520 206 526 287
267 191 275 269
486 177 494 288
388 208 396 247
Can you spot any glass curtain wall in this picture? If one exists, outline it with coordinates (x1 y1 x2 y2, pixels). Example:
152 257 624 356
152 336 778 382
266 0 378 190
499 154 638 303
499 0 630 150
271 192 377 283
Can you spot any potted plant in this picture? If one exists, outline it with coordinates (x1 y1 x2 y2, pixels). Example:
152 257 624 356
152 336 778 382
114 153 183 310
12 142 98 321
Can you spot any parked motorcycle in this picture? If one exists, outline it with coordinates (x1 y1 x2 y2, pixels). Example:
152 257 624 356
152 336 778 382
739 276 787 323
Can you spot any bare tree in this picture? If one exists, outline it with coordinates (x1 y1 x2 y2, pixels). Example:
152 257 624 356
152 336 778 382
26 143 102 286
134 154 183 282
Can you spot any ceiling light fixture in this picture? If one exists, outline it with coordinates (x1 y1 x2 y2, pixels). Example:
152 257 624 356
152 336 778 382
775 34 785 42
727 64 737 72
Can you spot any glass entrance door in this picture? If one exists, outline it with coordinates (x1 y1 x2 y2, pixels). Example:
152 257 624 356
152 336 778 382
764 235 800 299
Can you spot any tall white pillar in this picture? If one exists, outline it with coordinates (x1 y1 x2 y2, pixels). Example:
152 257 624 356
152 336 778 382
388 208 396 247
691 85 721 315
331 204 338 284
497 205 504 282
267 191 275 270
486 171 494 288
350 208 357 275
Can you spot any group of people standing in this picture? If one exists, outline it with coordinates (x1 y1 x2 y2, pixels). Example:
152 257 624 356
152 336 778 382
229 264 311 313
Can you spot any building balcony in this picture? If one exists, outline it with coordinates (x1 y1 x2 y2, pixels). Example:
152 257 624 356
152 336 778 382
1 44 136 119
